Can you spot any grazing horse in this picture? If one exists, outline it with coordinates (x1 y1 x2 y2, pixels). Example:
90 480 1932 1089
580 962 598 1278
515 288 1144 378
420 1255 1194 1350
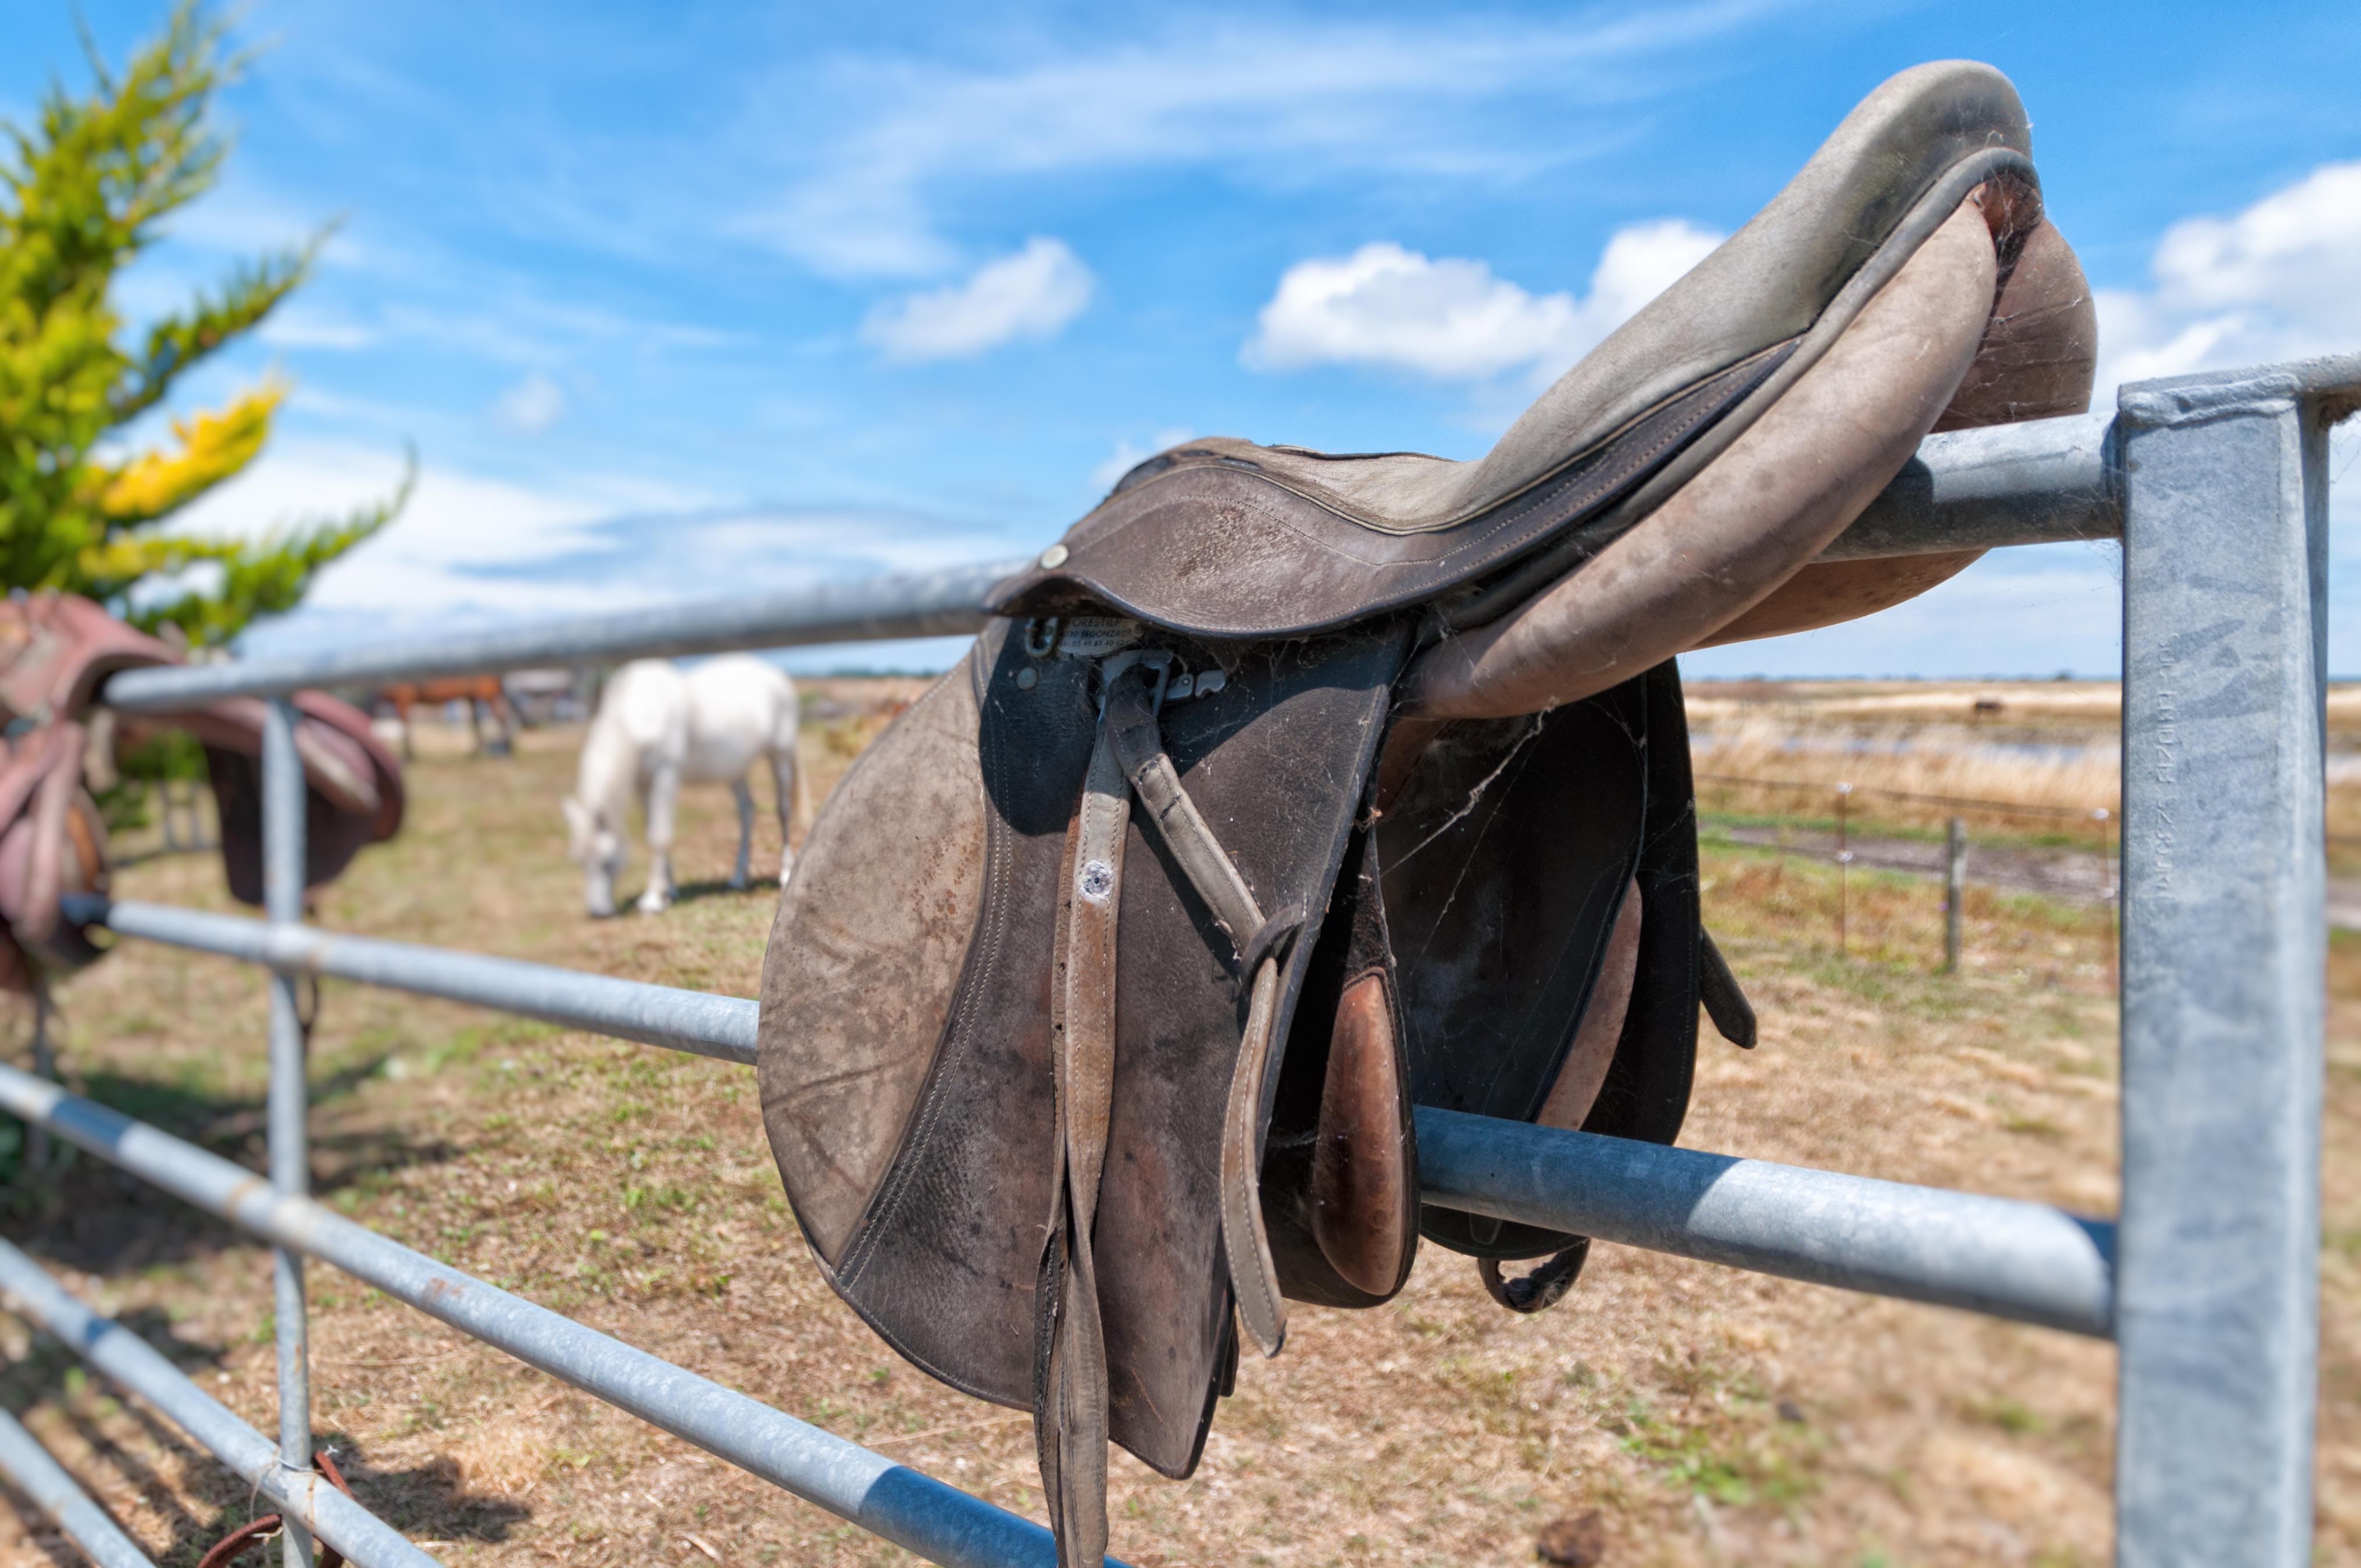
562 657 803 917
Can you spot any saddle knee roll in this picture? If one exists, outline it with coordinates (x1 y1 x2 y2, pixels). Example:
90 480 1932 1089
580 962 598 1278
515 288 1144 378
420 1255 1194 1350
1263 826 1421 1309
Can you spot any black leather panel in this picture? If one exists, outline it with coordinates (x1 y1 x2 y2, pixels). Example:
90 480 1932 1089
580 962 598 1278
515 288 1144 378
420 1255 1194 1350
1379 662 1699 1261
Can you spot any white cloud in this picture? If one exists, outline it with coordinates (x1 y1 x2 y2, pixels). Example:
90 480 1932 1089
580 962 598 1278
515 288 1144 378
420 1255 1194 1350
738 3 1788 277
1244 219 1721 383
492 372 567 435
1091 427 1195 491
153 437 1017 667
2094 159 2361 395
860 238 1094 362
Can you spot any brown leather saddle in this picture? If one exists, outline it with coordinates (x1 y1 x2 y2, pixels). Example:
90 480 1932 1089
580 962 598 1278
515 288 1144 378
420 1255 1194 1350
0 592 404 991
758 61 2097 1565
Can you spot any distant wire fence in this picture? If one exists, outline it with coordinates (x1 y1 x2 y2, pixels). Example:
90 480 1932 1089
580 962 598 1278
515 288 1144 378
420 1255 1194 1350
1693 772 2119 983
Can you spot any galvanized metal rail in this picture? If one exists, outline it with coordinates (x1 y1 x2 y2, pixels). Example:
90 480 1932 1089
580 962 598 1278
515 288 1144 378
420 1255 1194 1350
0 1062 1120 1568
0 1396 158 1568
0 1235 441 1568
59 895 2119 1335
0 369 2344 1567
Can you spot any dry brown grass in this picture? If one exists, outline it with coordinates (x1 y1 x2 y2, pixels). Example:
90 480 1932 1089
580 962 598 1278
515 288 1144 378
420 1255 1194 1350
1689 678 2361 850
0 680 2351 1567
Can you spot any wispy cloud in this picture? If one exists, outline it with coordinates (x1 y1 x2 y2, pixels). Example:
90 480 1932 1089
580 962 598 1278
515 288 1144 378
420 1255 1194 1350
860 237 1094 361
492 372 568 435
733 1 1791 277
1245 219 1720 384
260 305 378 351
2094 159 2361 393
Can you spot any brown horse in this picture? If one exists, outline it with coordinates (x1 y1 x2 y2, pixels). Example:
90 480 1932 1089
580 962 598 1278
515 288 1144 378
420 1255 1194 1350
382 676 516 759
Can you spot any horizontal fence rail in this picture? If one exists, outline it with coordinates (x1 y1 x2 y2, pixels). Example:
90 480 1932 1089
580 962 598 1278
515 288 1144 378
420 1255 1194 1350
98 411 2126 710
103 558 1032 710
0 1237 441 1568
68 896 758 1065
0 1060 1124 1568
1418 1109 2114 1336
0 1395 158 1568
67 897 2117 1336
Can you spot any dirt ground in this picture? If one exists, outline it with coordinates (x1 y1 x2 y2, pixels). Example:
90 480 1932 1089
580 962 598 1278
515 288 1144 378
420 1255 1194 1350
0 687 2353 1567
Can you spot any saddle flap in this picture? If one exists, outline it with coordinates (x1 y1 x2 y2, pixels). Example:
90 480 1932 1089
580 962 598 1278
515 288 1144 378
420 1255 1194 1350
759 618 1410 1485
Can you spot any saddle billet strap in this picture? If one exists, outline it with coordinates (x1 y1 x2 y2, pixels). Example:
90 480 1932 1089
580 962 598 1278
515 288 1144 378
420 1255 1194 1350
1037 706 1130 1568
1101 662 1291 1358
1698 930 1758 1049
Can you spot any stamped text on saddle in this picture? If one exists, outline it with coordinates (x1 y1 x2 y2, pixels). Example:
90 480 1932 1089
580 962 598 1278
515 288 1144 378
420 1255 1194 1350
759 62 2098 1563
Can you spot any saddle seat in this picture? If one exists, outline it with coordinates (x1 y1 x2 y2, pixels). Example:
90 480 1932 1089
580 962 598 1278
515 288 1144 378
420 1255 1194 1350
986 60 2091 648
760 59 2098 1568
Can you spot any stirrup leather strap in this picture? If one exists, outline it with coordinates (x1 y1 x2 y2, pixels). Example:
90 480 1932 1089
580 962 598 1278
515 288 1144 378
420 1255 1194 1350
1038 705 1127 1567
1101 663 1290 1358
1036 656 1304 1565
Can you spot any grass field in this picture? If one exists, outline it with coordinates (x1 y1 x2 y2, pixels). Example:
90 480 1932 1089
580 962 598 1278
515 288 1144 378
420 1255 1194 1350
0 684 2355 1567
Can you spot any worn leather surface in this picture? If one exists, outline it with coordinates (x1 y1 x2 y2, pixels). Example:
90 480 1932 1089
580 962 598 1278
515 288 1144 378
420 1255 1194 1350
206 692 407 908
1701 213 2099 648
986 62 2035 639
759 663 988 1265
1262 825 1420 1309
762 620 1409 1477
1397 195 2000 720
0 596 403 979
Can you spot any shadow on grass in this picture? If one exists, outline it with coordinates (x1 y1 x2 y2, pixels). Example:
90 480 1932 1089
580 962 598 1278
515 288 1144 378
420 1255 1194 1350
1 1305 529 1562
601 874 781 913
4 1059 460 1274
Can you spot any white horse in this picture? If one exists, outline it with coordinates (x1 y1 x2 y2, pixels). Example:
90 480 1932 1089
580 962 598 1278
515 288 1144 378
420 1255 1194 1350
562 656 804 917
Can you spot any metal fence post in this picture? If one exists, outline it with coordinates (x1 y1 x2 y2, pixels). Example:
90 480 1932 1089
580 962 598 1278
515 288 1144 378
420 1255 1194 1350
1835 781 1852 953
261 700 316 1568
1943 816 1964 973
2115 363 2349 1567
24 977 51 1177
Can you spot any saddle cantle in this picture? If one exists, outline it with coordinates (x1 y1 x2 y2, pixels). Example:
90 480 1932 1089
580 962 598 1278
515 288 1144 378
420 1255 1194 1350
759 61 2097 1565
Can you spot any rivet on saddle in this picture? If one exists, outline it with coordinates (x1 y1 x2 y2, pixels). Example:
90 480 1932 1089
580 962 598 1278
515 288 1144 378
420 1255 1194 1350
0 591 404 992
758 61 2096 1566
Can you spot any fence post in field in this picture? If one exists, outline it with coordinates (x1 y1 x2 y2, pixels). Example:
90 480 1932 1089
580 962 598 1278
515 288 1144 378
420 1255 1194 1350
24 980 51 1177
260 700 319 1568
2095 807 2117 995
2115 359 2339 1565
1836 782 1853 953
1944 817 1966 973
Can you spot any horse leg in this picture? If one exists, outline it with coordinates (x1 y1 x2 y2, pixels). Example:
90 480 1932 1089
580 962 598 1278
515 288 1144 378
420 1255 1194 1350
638 766 680 915
770 747 799 886
490 691 516 756
730 778 754 890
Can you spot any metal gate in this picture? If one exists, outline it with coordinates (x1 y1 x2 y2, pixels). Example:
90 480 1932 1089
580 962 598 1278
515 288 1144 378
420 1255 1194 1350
1 354 2349 1568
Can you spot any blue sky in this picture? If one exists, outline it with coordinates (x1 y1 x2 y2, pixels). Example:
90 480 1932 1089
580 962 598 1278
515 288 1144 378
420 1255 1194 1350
10 1 2361 675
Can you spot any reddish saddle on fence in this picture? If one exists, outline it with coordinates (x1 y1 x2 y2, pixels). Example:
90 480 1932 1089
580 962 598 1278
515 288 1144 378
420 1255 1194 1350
0 592 404 992
756 60 2098 1565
